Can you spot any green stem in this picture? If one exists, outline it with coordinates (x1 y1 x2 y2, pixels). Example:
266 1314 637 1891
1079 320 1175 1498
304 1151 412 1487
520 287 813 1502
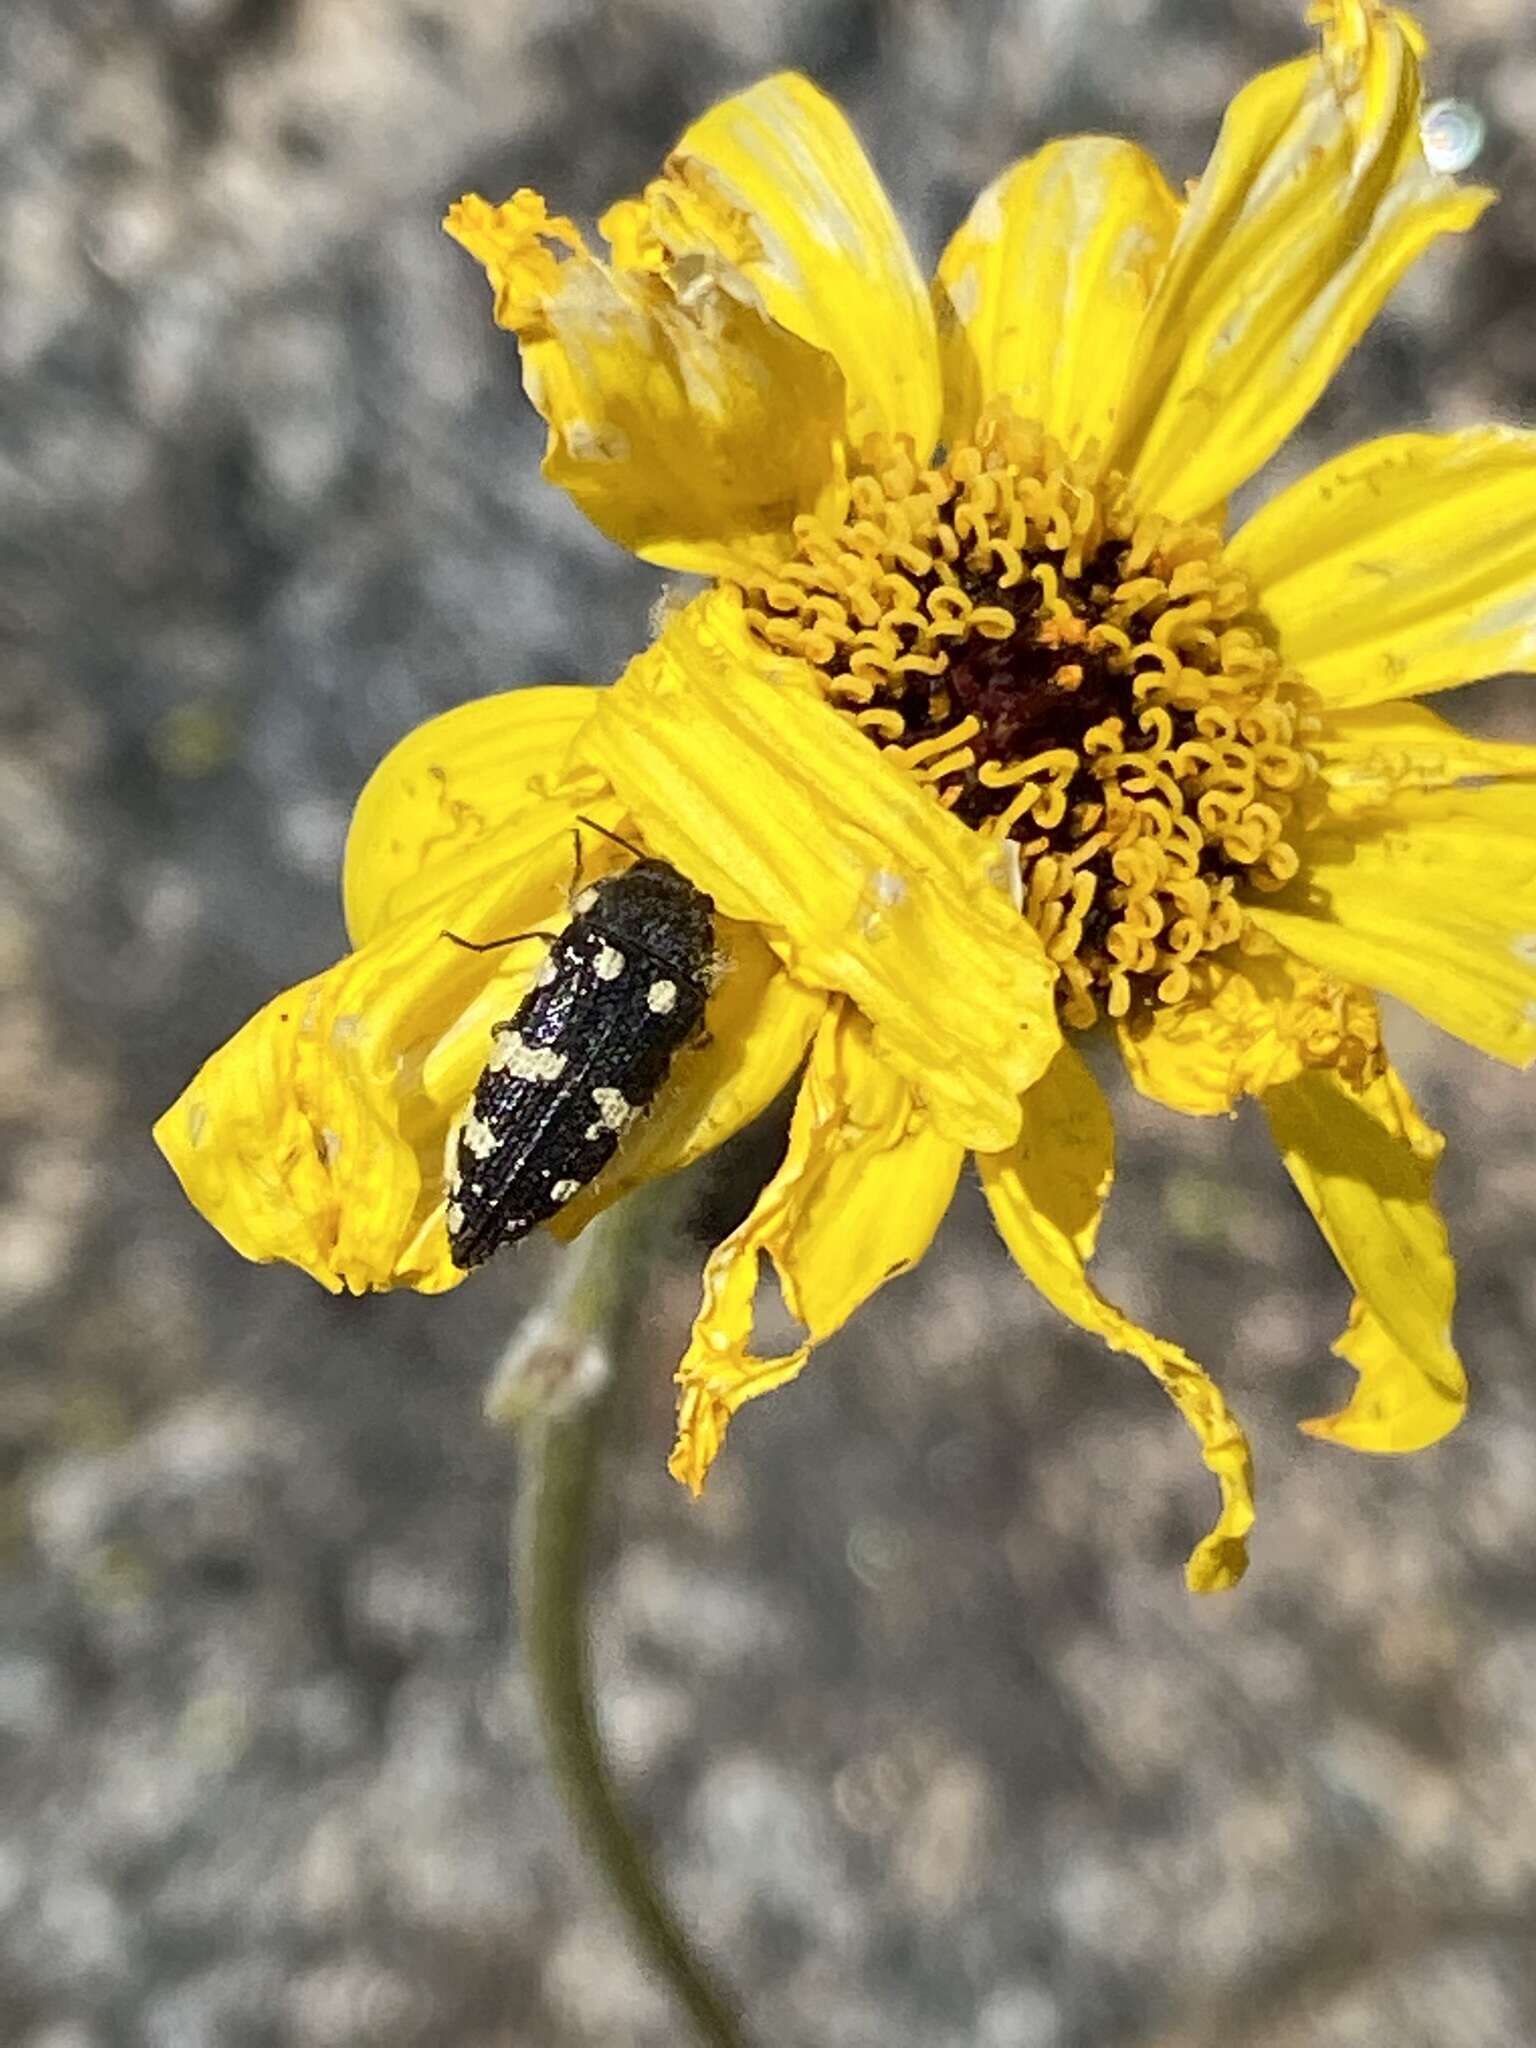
497 1188 752 2048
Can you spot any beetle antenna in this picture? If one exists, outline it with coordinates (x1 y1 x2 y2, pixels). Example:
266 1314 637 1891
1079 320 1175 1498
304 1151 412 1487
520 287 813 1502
442 928 557 954
574 813 649 862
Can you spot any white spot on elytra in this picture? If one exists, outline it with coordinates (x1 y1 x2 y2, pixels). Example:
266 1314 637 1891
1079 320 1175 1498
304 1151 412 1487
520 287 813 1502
550 1178 581 1204
593 942 625 981
573 887 599 915
446 1200 465 1235
647 979 678 1015
459 1112 497 1160
588 1087 631 1134
488 1029 568 1082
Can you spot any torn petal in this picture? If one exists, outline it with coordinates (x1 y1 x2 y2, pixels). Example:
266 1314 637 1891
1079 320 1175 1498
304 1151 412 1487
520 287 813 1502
1106 6 1493 518
979 1044 1255 1591
607 72 941 454
669 1003 964 1492
1264 1062 1465 1452
446 189 847 574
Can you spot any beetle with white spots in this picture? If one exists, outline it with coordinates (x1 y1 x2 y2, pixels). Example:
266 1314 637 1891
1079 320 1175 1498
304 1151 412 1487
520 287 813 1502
444 842 719 1270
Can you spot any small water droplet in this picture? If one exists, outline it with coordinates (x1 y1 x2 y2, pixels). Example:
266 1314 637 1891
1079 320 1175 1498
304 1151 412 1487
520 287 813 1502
1420 98 1485 174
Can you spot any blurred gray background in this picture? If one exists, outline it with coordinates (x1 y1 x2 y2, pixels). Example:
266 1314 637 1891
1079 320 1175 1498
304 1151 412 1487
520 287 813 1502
4 0 1536 2043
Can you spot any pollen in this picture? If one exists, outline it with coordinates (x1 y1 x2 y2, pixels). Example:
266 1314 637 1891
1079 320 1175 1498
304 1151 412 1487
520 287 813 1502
732 412 1322 1028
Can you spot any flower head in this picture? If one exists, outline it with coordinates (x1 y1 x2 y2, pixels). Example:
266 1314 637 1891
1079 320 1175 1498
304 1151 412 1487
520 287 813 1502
156 1 1536 1590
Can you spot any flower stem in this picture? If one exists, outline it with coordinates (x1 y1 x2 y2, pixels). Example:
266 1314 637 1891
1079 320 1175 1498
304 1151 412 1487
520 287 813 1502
494 1185 751 2048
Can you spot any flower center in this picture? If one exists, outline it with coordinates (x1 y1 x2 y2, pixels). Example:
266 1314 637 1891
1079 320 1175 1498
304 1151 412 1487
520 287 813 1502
732 414 1321 1028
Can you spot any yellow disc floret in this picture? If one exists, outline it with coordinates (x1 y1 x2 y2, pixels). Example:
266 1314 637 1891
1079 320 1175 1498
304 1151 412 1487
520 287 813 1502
732 413 1322 1028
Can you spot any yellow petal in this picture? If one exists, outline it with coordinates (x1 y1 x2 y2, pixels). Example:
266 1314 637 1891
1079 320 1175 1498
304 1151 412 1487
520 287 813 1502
1116 947 1379 1116
604 72 940 457
669 1003 964 1493
343 685 599 946
155 800 585 1294
1251 781 1536 1066
978 1043 1255 1592
1230 429 1536 707
1313 699 1536 817
577 587 1061 1152
933 138 1180 458
549 921 825 1239
1105 6 1493 519
1263 1063 1464 1451
445 189 846 575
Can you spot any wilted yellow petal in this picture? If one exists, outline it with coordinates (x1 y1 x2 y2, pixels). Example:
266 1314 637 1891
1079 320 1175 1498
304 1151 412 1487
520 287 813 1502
934 138 1180 458
669 1003 964 1493
155 801 584 1294
1264 1063 1464 1451
1230 429 1536 707
1105 6 1493 518
1116 947 1380 1116
153 969 418 1296
1252 782 1536 1066
1312 700 1536 818
978 1044 1255 1591
445 189 846 575
344 684 599 945
605 72 940 456
578 587 1061 1152
550 921 825 1239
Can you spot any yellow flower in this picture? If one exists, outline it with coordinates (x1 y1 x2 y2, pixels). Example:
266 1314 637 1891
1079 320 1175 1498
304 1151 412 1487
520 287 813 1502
155 1 1536 1592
